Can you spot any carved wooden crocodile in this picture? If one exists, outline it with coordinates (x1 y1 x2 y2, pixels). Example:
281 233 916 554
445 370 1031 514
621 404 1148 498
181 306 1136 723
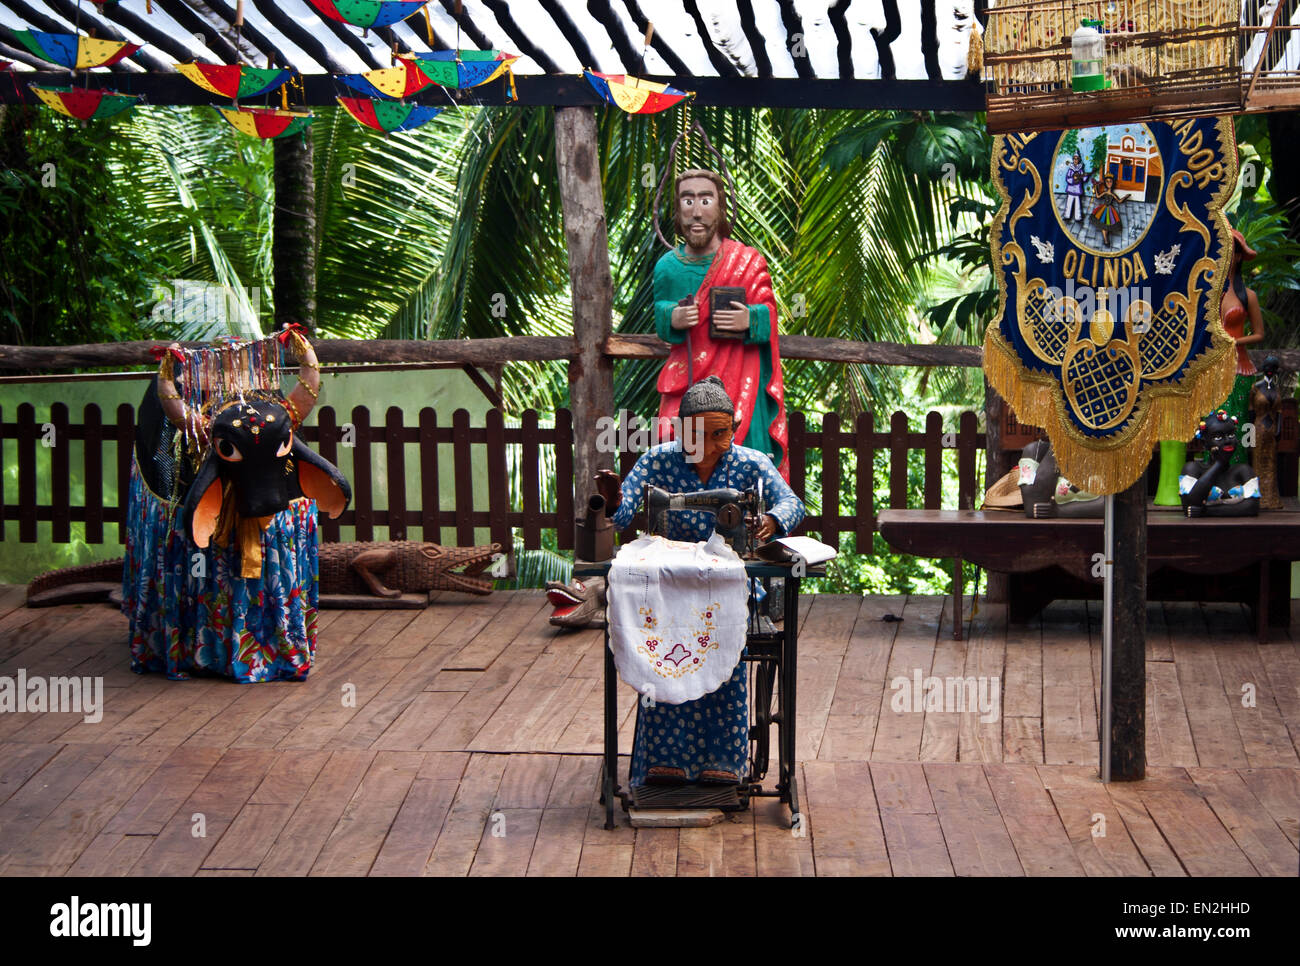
26 540 502 606
319 540 501 598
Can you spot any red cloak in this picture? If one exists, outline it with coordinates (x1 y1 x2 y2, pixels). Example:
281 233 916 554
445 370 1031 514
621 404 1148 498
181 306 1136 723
655 238 789 481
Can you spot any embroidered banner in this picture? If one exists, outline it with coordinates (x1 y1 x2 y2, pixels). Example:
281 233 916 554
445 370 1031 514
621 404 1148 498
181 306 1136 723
984 117 1238 494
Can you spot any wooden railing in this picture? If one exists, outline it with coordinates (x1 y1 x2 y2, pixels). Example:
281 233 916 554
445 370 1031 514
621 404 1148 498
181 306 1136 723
5 399 1296 552
1 402 990 551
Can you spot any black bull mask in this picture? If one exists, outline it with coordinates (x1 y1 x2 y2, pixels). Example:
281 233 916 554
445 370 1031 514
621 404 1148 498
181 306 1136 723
182 398 351 576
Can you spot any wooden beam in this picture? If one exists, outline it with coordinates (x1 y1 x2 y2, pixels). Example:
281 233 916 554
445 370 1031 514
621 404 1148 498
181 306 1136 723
736 0 774 77
684 0 744 77
0 337 575 370
92 0 211 66
776 0 814 80
4 337 1294 376
620 0 693 76
1108 479 1147 781
247 0 351 74
199 0 287 67
554 104 616 530
606 333 986 366
434 0 496 53
149 0 244 66
537 0 604 72
586 0 643 72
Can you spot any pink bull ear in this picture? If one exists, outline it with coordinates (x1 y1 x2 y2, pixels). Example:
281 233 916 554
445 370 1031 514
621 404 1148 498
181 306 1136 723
190 476 223 548
299 461 346 517
291 436 351 518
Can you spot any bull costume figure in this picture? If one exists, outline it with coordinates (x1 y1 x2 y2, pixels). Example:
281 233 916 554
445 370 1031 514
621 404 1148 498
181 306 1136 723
123 329 350 682
596 376 804 788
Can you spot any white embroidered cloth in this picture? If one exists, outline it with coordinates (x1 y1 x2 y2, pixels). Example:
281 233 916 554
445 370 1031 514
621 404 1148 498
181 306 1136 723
606 532 749 705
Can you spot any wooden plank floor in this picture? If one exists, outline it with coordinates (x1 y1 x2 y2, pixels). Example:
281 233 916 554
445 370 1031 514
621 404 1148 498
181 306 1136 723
0 588 1296 876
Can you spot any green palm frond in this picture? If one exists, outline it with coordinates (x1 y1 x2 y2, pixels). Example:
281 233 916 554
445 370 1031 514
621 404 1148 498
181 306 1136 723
313 106 466 339
112 107 275 324
505 536 572 589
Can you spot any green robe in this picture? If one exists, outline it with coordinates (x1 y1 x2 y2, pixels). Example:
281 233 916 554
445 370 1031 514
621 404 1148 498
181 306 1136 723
652 246 780 462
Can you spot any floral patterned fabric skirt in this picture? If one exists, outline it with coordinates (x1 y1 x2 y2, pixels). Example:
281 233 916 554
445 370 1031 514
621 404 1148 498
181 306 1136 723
121 464 320 682
629 659 749 786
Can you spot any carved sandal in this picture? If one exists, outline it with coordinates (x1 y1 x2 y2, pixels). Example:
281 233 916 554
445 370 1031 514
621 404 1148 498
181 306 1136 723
698 769 739 785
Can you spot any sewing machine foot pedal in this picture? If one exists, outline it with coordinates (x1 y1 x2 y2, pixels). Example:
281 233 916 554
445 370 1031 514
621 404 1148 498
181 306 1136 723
631 784 743 810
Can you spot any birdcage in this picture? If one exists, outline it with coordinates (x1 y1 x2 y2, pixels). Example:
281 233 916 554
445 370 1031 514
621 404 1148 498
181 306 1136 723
1241 0 1300 112
983 0 1242 133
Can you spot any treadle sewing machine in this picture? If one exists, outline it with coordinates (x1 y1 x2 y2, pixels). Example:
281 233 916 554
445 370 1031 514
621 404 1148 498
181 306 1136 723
643 484 765 557
576 483 824 830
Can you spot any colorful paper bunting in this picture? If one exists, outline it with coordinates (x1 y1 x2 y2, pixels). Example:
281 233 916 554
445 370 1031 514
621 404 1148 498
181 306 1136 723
337 96 443 133
406 50 518 90
215 105 314 140
336 60 431 100
178 63 294 101
30 85 140 121
13 30 141 70
584 71 691 114
306 0 428 28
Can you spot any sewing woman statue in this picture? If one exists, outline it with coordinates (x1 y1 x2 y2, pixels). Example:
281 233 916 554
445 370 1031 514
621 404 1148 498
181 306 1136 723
653 167 790 481
595 376 804 788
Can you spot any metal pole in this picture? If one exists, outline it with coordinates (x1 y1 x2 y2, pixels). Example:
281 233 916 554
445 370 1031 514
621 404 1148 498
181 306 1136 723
1101 492 1114 783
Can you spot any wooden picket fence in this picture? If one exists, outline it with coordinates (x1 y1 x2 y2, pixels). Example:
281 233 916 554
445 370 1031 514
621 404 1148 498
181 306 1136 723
5 399 1296 551
0 402 990 551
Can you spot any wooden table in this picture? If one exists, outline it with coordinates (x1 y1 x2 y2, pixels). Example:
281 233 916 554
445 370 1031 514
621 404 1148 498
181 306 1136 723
877 507 1300 643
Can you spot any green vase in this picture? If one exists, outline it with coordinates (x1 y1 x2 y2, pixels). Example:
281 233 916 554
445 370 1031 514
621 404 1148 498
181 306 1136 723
1154 440 1185 506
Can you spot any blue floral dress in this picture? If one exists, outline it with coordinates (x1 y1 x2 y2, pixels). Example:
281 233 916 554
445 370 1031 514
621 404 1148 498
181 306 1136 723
121 464 320 683
609 441 804 785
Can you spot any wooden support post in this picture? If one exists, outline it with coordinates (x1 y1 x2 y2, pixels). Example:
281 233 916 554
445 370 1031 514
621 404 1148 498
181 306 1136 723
1108 476 1146 781
554 105 615 528
273 130 317 335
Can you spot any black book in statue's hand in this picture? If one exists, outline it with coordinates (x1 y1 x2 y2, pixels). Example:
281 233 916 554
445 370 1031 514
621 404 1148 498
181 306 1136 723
708 286 747 340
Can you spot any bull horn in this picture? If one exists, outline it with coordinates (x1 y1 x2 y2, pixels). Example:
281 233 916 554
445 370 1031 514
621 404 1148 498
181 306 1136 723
280 326 321 423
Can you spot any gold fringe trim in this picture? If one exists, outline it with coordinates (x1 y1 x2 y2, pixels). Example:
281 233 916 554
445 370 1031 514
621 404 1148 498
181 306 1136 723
983 327 1236 495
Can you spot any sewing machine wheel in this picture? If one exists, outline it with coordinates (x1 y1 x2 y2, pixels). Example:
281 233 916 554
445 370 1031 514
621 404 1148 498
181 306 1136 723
749 659 776 781
716 502 741 531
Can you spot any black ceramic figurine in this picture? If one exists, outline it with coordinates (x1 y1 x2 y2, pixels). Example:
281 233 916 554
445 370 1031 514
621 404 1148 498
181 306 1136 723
1179 411 1261 517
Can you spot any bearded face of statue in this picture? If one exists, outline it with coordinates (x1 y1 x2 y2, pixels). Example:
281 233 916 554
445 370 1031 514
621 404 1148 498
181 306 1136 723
676 175 724 255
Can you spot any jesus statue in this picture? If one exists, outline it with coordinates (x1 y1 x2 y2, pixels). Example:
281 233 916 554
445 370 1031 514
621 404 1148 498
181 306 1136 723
653 168 790 482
